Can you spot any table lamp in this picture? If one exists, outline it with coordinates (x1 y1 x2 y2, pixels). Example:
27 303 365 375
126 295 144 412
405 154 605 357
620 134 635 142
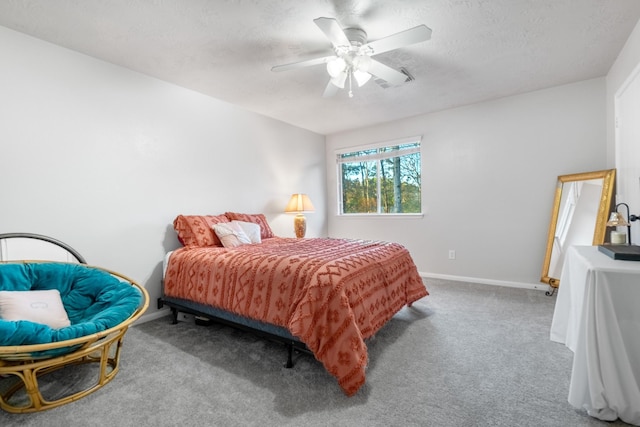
285 193 315 238
606 202 639 244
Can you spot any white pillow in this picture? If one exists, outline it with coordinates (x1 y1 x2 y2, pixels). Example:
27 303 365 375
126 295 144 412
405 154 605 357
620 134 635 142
0 289 71 329
232 220 261 243
213 222 252 248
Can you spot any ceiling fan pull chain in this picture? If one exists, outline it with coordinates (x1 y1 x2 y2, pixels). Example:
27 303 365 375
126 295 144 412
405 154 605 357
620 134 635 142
348 70 354 98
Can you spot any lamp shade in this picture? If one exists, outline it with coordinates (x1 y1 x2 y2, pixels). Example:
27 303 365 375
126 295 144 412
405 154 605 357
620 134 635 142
353 69 372 87
330 71 348 88
285 194 315 213
326 57 347 78
607 212 630 227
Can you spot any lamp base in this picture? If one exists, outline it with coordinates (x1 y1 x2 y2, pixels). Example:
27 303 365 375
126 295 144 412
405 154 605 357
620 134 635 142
293 214 306 238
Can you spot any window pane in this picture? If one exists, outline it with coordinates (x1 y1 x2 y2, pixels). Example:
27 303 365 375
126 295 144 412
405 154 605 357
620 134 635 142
379 142 420 155
339 148 377 161
337 139 421 215
341 160 378 213
380 157 398 213
398 151 422 213
379 152 421 213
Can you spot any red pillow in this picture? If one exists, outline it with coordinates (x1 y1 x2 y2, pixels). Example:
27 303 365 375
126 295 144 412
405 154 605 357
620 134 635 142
173 214 230 247
224 212 274 239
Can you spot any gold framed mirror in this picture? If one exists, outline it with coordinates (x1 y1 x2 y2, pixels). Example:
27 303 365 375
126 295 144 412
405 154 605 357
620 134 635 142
541 169 616 289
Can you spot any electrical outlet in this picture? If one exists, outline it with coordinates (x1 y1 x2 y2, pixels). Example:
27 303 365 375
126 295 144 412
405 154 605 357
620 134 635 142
448 250 456 260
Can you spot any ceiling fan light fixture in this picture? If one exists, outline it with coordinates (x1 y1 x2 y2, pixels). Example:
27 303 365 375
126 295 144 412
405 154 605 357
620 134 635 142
326 57 347 78
353 54 372 73
330 71 348 88
353 69 372 87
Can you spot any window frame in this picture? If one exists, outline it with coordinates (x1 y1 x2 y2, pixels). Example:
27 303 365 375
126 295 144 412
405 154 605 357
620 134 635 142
335 135 423 216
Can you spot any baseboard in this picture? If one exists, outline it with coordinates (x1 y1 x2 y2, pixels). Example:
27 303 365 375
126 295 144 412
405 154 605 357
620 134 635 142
134 308 172 325
419 272 548 292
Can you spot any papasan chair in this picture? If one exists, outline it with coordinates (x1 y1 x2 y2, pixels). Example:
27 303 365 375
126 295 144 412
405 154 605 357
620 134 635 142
0 233 149 413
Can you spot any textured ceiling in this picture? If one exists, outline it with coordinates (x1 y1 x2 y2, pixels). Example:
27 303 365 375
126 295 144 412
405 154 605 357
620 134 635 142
1 0 640 135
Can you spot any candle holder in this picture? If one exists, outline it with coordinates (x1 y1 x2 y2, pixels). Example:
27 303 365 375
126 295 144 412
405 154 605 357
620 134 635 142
606 202 639 245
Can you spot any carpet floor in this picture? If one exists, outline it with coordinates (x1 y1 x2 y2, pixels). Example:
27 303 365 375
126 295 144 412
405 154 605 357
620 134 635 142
0 279 632 426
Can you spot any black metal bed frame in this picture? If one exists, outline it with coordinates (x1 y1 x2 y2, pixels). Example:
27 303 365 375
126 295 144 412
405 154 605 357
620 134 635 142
156 295 310 368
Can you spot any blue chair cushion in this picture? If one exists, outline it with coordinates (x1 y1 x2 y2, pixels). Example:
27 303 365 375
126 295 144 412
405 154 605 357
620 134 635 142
0 263 142 347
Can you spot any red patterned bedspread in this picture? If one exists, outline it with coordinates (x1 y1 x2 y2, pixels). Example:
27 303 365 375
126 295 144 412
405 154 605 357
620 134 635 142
164 237 428 396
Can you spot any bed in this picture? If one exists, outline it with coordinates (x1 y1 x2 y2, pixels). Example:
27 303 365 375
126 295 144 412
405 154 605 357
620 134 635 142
158 213 428 396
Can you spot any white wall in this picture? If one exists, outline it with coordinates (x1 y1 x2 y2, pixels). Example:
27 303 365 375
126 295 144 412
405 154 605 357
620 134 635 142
326 79 607 288
607 19 640 168
607 19 640 245
0 26 327 320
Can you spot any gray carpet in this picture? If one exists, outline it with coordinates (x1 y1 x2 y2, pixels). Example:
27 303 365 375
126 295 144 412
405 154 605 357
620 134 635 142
0 279 631 426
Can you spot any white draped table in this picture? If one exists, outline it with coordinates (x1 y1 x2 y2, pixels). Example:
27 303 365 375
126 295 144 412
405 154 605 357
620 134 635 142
550 245 640 425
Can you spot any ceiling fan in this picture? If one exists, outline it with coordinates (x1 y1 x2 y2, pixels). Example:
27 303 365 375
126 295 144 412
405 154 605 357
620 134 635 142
271 17 432 98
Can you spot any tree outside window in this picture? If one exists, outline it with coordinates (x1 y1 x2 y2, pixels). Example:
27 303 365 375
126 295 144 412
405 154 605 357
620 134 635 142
338 139 421 214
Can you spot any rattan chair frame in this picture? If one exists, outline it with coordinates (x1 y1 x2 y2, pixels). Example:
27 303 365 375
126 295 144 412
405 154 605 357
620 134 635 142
0 262 149 413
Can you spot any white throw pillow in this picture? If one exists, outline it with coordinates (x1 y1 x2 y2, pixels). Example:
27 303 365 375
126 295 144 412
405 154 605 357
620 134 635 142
232 220 262 243
0 289 71 329
213 222 252 248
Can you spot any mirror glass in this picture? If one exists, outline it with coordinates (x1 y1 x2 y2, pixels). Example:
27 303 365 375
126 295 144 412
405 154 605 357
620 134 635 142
541 169 616 288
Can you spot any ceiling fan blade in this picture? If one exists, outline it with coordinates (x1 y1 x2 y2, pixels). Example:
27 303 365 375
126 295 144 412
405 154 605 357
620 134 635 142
323 79 339 98
365 25 432 55
314 17 351 48
271 55 335 72
368 59 408 86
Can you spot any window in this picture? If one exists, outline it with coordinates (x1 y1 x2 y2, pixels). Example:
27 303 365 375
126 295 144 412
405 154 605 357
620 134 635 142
337 137 422 214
